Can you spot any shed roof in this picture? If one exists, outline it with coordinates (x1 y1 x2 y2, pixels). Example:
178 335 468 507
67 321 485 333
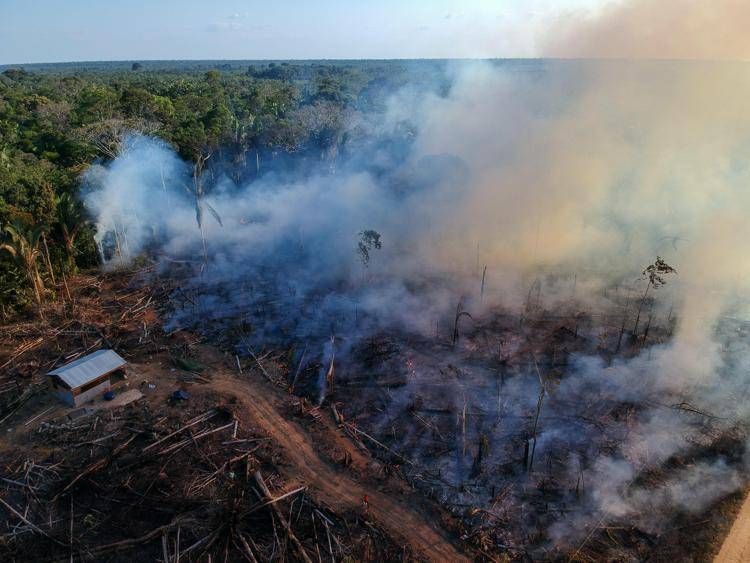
48 349 126 389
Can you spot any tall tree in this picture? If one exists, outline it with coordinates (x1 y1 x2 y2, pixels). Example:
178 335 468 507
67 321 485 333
0 221 47 310
55 192 85 272
188 151 222 265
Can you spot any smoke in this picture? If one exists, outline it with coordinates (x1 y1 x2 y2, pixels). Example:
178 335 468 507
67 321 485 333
544 0 750 61
82 137 188 266
83 56 750 553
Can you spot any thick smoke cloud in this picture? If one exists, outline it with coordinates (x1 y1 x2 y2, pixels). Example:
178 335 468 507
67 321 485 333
84 57 750 551
83 137 188 266
544 0 750 61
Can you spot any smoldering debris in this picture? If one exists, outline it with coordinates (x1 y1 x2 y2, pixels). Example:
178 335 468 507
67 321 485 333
83 58 750 557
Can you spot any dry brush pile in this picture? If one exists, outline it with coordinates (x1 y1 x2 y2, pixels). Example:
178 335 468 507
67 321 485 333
0 398 411 561
0 268 419 562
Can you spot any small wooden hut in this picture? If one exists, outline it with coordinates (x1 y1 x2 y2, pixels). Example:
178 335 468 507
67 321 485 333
47 349 126 407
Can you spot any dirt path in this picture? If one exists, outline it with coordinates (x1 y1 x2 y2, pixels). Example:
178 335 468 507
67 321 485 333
208 356 470 562
715 491 750 563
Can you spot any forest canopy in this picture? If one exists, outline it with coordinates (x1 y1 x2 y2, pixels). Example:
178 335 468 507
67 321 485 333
0 59 449 314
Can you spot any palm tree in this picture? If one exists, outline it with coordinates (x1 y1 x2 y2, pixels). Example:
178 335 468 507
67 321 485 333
56 192 85 272
0 221 47 309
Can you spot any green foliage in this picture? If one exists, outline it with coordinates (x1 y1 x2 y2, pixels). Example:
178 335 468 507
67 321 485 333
0 154 59 224
1 220 47 307
2 68 28 81
75 84 119 124
55 192 86 272
0 60 419 315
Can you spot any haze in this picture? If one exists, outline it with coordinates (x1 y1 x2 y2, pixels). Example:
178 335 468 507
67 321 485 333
1 0 605 64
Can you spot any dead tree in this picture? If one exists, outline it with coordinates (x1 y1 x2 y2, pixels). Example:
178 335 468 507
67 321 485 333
188 151 222 266
452 301 473 347
633 257 676 336
528 356 546 473
480 265 487 304
253 471 313 563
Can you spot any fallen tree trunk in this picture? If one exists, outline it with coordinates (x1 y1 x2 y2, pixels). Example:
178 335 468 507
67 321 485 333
253 471 313 563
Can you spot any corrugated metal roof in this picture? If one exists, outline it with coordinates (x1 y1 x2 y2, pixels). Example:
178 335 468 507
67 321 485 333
48 349 126 389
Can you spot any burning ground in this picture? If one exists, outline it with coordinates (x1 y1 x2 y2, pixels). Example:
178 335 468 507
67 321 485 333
73 57 750 559
0 269 466 562
0 267 743 561
3 0 750 560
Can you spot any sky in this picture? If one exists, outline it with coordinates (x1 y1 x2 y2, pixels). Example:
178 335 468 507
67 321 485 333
0 0 607 64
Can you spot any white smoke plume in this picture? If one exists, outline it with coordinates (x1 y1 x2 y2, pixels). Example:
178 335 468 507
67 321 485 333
83 55 750 554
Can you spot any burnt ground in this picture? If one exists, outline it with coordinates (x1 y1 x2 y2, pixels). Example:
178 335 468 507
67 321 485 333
325 310 748 561
0 267 745 561
0 269 467 562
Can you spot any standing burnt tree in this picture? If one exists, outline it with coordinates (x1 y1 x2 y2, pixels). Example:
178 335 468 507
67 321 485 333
357 230 382 283
633 256 676 336
357 230 382 268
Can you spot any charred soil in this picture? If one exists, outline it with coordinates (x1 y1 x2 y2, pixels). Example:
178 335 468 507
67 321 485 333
0 268 744 561
0 269 468 562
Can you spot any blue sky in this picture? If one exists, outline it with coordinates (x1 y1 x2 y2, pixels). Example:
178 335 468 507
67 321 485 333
0 0 607 64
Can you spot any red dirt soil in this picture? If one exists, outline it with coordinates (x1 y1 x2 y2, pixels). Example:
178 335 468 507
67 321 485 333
186 347 470 562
